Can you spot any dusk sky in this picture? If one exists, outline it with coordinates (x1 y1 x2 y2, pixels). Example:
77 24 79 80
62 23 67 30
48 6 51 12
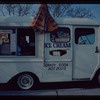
0 4 100 23
72 4 100 22
33 4 100 23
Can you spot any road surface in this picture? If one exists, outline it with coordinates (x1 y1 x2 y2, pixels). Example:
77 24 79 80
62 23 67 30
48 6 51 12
0 81 100 96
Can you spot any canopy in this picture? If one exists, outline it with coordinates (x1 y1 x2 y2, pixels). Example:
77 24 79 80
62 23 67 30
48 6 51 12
30 4 58 32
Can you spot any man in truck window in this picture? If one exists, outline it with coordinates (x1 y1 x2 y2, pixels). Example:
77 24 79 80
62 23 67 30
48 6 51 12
17 36 30 56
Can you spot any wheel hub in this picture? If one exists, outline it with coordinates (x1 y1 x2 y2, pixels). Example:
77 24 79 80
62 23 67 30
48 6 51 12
17 74 34 90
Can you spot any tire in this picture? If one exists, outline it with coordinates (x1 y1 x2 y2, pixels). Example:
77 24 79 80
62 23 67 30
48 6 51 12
17 74 35 90
97 73 100 85
92 71 100 87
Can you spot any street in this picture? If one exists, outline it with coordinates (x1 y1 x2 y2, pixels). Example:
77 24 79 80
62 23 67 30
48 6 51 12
0 81 100 96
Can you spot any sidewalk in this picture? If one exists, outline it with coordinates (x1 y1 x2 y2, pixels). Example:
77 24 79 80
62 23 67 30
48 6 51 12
0 89 57 96
0 88 100 96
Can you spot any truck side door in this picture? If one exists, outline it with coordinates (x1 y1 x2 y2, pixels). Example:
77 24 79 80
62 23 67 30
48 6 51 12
73 26 99 79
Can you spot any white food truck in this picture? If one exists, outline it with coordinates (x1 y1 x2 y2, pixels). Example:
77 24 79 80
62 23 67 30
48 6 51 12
0 16 100 90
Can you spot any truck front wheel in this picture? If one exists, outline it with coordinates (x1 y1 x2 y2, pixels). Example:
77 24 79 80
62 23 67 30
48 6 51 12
17 74 34 90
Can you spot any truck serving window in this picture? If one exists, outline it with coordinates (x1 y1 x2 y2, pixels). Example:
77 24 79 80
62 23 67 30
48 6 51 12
0 30 16 55
17 28 35 56
0 28 35 56
75 28 95 45
50 27 70 43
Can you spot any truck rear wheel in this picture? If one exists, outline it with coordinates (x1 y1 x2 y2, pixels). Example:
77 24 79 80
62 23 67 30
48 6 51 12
93 71 100 86
97 73 100 85
17 74 34 90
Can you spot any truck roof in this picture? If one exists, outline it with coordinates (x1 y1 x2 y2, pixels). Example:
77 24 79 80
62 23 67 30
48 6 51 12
0 16 99 27
55 17 100 26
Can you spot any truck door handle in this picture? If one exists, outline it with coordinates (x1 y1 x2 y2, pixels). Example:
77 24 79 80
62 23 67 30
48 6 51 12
95 46 99 53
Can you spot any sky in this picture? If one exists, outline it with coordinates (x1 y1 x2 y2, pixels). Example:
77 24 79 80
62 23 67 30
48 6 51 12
72 4 100 22
33 4 100 23
0 4 100 23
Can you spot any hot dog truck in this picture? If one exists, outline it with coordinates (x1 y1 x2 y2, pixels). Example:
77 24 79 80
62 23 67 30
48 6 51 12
0 16 100 90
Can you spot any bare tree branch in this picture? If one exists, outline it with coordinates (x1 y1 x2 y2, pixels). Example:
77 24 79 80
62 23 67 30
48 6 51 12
48 4 95 19
0 4 95 19
66 6 94 18
0 5 5 16
0 4 35 16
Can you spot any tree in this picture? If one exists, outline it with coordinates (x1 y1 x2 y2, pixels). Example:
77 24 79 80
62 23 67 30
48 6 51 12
66 6 94 18
48 4 94 18
0 4 35 16
48 4 71 17
0 4 95 19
